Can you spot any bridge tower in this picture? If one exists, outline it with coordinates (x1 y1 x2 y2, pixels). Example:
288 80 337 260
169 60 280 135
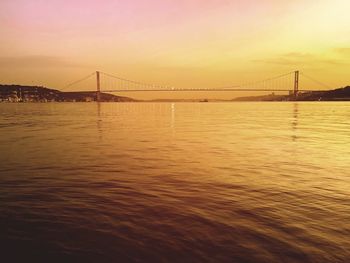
294 70 299 99
96 71 101 102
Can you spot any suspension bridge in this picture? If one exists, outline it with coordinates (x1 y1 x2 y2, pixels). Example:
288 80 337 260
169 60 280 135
62 70 331 102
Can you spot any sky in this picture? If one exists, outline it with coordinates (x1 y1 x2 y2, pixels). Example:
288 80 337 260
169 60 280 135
0 0 349 99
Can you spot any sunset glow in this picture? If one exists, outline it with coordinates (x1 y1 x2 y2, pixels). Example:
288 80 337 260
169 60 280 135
1 1 350 262
0 0 349 97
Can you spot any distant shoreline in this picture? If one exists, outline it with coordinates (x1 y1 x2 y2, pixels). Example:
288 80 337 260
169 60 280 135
1 84 350 102
231 86 350 102
0 85 135 103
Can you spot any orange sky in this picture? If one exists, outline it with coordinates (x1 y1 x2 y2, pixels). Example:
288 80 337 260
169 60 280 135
0 0 349 99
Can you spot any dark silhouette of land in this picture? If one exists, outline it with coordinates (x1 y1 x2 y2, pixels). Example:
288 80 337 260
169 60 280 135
0 85 135 102
233 86 350 101
1 84 350 102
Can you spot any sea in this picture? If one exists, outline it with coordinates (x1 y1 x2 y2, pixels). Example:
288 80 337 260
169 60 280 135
0 102 349 263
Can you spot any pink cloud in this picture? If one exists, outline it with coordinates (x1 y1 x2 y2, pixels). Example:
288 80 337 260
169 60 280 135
1 0 266 33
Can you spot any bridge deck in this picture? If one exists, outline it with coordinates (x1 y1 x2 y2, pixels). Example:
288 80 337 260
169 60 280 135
100 89 319 92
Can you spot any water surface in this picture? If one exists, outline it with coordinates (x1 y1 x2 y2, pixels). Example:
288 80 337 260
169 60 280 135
0 102 349 262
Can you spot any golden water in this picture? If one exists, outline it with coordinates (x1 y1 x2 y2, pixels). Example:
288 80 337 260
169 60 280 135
0 102 349 262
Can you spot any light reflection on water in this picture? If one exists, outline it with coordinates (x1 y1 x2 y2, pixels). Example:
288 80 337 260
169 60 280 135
0 102 349 263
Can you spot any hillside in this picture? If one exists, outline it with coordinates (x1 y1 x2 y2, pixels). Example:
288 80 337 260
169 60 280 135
233 86 350 101
0 85 135 102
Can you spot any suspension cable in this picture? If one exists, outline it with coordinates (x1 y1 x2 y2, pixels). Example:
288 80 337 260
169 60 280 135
300 72 331 89
62 72 96 91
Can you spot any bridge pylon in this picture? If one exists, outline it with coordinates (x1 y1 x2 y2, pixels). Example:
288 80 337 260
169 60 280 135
294 70 299 99
96 71 101 102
